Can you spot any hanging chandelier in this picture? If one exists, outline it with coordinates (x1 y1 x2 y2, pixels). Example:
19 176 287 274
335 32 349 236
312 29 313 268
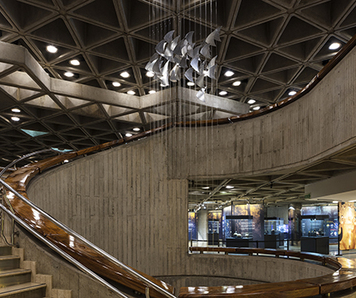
145 27 221 101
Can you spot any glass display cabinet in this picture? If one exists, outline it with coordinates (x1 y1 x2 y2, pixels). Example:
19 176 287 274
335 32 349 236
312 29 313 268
264 218 285 248
301 215 330 254
225 215 253 247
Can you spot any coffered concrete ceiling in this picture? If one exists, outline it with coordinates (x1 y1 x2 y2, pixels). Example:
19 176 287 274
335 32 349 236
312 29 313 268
0 0 356 206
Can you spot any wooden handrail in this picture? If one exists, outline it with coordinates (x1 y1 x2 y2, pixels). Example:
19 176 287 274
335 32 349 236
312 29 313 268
180 247 356 297
3 149 175 298
2 32 356 298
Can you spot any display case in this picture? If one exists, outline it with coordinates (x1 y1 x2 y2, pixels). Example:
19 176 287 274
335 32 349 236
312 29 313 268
225 215 253 247
301 215 330 254
264 218 284 235
264 218 285 248
208 212 221 245
301 215 329 237
208 219 219 245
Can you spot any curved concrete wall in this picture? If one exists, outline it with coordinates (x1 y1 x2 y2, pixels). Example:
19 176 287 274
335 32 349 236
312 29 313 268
27 46 356 281
156 254 333 289
170 45 356 179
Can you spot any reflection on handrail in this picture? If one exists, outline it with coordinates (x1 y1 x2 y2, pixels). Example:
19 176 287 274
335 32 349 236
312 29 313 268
0 204 130 298
0 177 176 298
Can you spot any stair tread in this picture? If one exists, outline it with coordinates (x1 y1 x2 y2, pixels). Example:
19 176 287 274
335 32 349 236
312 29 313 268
0 256 20 261
0 282 46 296
0 268 31 277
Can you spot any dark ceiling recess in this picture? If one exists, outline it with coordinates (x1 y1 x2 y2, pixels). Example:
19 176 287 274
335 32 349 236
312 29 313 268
0 0 355 204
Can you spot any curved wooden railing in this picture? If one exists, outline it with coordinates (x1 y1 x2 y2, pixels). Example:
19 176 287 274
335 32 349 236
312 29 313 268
179 247 356 297
1 33 356 298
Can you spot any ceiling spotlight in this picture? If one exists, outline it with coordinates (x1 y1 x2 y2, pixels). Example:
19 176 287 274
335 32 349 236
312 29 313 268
46 45 58 53
226 185 234 189
64 71 74 77
11 116 20 122
219 90 227 96
146 71 154 77
224 70 234 77
127 90 135 95
202 186 210 190
112 81 121 87
70 59 80 66
233 80 241 86
64 159 69 163
332 200 339 204
125 133 133 137
247 99 256 104
253 106 260 111
11 108 21 113
133 127 140 132
329 42 341 50
120 71 130 78
148 90 156 94
187 82 195 86
288 90 297 96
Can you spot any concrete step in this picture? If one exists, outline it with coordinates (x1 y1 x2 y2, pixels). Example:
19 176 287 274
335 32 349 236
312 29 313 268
0 268 32 287
0 282 46 297
0 246 12 257
0 255 20 271
0 247 71 297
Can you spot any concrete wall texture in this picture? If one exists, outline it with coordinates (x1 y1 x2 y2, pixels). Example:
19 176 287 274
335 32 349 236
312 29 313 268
27 45 356 283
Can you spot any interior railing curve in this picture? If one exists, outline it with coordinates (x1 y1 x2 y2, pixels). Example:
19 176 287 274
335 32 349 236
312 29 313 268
180 247 356 297
1 33 356 298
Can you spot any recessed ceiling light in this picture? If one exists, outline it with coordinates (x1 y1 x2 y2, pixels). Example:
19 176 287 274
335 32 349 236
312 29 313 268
46 45 58 53
120 71 130 78
149 90 156 94
70 59 80 66
233 80 241 86
64 71 74 77
226 185 234 189
11 108 21 113
146 71 154 77
288 90 297 96
133 127 140 132
187 82 195 86
219 90 227 96
112 81 121 87
332 201 339 204
127 90 135 95
11 116 20 121
253 106 260 111
329 42 341 50
247 99 256 104
224 70 234 77
202 186 210 190
125 133 133 137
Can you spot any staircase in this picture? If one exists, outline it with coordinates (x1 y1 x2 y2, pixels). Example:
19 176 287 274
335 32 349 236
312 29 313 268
0 246 71 298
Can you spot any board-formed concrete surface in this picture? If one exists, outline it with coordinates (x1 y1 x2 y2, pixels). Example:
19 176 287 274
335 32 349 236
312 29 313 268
27 40 356 284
